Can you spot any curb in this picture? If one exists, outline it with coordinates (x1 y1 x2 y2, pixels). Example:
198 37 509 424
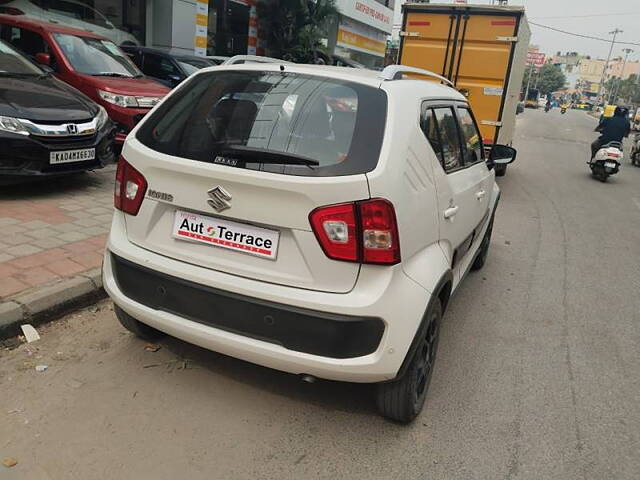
0 268 107 339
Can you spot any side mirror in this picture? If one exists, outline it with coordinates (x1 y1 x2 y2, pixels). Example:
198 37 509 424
489 144 517 165
35 52 50 66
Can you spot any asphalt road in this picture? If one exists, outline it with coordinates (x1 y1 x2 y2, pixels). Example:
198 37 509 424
1 109 639 480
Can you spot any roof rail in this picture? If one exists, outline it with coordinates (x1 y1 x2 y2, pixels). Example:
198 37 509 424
222 55 293 65
379 65 454 87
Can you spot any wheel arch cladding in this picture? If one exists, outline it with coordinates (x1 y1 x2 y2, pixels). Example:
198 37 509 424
393 270 453 380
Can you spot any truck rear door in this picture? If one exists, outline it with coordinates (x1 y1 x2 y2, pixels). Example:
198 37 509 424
400 7 520 145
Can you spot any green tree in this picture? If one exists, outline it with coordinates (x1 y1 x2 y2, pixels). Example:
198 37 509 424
606 74 640 105
522 64 566 95
257 0 339 64
537 64 567 95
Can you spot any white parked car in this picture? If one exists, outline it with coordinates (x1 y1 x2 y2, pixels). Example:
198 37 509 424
0 0 138 46
102 60 516 423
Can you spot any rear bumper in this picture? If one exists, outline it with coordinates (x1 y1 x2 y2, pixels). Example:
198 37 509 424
111 253 384 359
103 212 430 383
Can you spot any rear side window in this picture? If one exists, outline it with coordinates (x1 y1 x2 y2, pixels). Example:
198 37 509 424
420 106 442 160
136 70 387 177
456 107 484 165
433 107 463 172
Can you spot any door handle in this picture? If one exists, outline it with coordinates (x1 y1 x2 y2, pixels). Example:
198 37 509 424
476 190 486 200
444 205 459 219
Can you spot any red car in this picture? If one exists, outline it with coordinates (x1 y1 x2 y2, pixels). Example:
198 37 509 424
0 15 169 144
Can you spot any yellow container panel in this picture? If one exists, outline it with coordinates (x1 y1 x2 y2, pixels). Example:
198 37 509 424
400 8 522 145
452 15 517 144
401 13 457 77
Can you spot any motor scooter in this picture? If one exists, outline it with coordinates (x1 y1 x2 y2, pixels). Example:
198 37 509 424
590 142 622 182
631 133 640 167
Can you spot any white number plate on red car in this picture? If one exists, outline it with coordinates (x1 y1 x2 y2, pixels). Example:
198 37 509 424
49 148 95 164
173 210 279 260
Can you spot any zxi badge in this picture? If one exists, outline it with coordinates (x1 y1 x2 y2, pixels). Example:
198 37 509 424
207 186 232 212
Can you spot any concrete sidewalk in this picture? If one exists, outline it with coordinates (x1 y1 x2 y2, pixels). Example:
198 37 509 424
0 167 115 334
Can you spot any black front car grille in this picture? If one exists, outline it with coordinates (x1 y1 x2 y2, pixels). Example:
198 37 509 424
112 254 385 359
31 133 98 145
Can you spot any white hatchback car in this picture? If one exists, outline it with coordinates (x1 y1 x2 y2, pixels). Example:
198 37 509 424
103 61 516 423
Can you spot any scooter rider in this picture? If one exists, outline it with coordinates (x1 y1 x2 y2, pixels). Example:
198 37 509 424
591 105 631 159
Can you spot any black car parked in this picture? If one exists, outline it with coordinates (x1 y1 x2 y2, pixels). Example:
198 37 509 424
0 40 115 184
121 46 216 88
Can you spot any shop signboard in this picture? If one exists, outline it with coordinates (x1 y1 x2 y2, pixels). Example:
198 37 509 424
195 0 209 56
333 0 393 34
526 51 546 67
336 18 386 57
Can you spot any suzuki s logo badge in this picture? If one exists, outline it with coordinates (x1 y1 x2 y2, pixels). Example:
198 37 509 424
207 186 232 212
66 124 78 135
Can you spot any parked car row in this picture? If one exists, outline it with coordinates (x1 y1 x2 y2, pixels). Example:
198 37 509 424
0 0 139 46
0 38 114 183
0 14 218 183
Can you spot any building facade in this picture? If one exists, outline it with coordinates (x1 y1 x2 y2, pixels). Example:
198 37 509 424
607 57 640 81
329 0 394 68
552 51 582 89
4 0 393 64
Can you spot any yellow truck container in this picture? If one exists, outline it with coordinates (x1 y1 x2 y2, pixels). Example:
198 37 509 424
399 3 530 174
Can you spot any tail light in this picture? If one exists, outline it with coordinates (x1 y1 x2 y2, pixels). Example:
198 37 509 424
310 199 400 265
114 156 147 216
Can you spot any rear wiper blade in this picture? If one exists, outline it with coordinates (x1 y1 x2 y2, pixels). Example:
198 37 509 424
219 145 319 167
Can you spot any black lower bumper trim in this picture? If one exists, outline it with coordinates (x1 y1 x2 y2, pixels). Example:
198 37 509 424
111 254 384 359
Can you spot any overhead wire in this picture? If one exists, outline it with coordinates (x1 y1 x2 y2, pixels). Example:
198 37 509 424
531 13 640 20
529 22 640 48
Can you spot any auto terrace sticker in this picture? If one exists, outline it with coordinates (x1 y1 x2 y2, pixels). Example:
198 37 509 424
172 210 279 260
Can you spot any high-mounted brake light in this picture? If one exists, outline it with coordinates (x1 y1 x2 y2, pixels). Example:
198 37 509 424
114 156 147 216
309 199 400 265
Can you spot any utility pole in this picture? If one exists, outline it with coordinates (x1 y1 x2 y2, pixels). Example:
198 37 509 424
524 63 534 104
596 28 623 106
610 48 633 104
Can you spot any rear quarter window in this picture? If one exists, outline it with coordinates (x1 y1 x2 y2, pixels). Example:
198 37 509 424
135 70 387 177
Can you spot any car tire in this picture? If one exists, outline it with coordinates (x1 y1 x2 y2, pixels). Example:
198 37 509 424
471 214 495 271
376 299 442 424
495 165 507 177
114 305 165 341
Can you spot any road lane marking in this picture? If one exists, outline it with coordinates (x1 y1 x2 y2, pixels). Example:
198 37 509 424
633 197 640 211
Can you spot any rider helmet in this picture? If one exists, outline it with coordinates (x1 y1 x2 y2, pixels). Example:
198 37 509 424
614 105 629 117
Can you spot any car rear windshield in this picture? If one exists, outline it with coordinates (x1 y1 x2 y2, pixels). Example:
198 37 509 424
136 70 387 176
